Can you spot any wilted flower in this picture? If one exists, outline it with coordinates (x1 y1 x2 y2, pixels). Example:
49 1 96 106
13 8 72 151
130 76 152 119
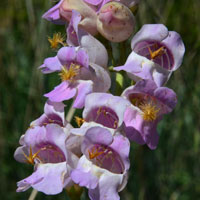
67 10 108 68
40 47 111 108
42 0 65 25
114 24 185 86
122 79 177 149
97 2 135 42
43 0 98 35
43 0 137 42
71 126 130 200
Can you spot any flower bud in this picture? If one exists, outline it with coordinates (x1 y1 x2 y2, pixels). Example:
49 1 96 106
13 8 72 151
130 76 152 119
60 0 98 35
97 2 135 42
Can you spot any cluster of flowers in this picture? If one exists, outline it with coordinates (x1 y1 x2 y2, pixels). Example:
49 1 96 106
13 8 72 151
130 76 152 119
14 0 185 199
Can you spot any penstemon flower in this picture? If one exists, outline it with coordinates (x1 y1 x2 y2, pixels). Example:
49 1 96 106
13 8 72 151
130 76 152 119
71 126 130 200
14 101 81 193
122 79 177 149
114 24 185 86
40 46 111 108
14 123 79 194
71 92 130 136
43 0 98 35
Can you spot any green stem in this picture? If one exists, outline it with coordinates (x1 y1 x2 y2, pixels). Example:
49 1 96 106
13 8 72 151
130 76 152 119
66 102 76 122
28 189 38 200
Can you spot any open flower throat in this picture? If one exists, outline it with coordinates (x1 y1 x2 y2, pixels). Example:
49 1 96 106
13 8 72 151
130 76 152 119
59 63 81 82
24 143 66 165
134 41 174 70
87 144 124 174
86 106 119 129
42 115 64 127
130 94 160 121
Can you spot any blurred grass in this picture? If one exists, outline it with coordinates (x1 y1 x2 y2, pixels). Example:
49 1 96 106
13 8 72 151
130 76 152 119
0 0 200 199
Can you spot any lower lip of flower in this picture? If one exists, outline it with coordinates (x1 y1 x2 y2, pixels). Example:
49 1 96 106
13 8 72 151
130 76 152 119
87 144 124 174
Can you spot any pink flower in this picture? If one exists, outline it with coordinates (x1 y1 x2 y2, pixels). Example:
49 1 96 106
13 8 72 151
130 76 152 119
71 126 130 200
40 47 111 108
71 92 130 136
14 124 79 194
114 24 185 86
122 79 177 149
43 0 98 35
67 10 108 68
14 101 82 194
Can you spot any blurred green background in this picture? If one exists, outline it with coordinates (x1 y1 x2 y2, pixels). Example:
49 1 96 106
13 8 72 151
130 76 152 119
0 0 200 199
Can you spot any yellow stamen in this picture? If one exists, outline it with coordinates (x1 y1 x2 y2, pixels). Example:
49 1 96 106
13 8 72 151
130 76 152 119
148 46 165 60
74 116 85 127
88 146 105 160
48 32 65 49
48 119 55 123
97 107 102 115
23 146 45 165
139 101 160 121
59 63 80 82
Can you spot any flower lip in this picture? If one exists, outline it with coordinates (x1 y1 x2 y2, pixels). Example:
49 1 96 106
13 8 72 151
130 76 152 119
56 47 92 83
133 40 174 70
85 106 119 129
86 144 125 174
57 47 89 69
